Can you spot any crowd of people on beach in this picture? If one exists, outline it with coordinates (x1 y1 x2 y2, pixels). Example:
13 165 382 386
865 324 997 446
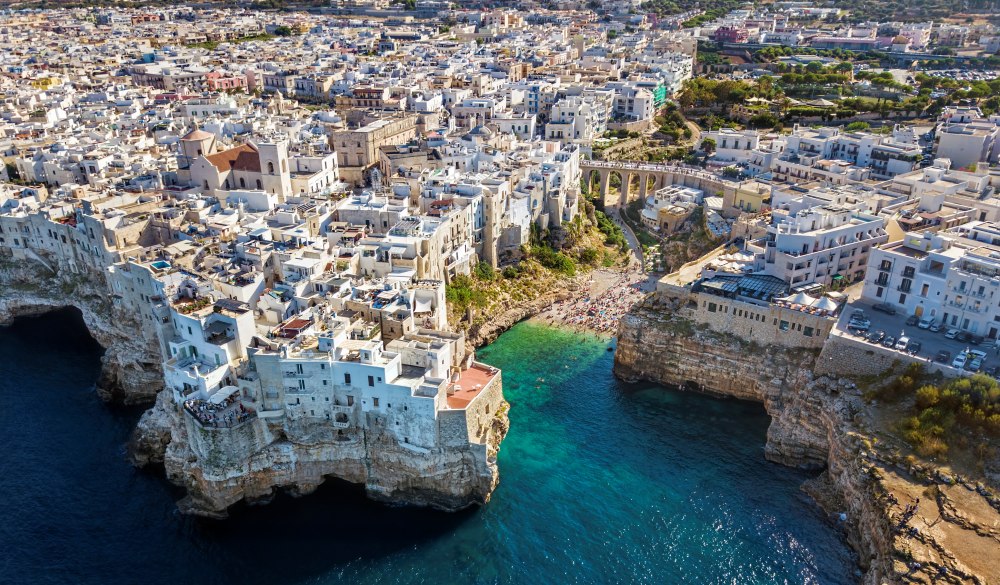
542 269 650 335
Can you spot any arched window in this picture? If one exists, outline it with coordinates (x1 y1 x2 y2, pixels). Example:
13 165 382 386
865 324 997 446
256 179 262 190
239 178 245 188
267 161 274 174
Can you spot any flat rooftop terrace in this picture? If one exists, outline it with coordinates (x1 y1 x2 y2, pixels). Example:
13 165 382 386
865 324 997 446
447 363 498 409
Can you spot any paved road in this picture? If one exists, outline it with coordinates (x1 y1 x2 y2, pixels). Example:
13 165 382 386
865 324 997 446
835 298 1000 374
605 205 643 268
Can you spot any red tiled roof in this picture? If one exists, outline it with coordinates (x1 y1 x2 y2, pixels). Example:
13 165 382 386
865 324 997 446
206 143 261 173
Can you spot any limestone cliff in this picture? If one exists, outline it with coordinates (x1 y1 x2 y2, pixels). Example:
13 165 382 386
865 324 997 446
615 295 1000 585
131 388 509 518
0 256 162 404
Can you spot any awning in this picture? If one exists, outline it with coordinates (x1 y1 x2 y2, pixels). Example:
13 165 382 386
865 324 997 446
208 385 239 405
813 297 839 312
415 297 432 313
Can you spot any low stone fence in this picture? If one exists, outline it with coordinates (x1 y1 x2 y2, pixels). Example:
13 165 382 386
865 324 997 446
816 333 960 378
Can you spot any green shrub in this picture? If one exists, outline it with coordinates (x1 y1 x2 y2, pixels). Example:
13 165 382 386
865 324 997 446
474 261 495 281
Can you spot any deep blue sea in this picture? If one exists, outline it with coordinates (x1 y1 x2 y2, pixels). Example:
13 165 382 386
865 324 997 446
0 311 855 585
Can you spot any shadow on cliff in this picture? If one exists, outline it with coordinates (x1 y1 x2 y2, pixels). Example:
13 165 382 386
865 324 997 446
2 306 103 354
180 479 477 584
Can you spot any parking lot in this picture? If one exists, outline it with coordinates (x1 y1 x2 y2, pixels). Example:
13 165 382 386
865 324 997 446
834 299 1000 376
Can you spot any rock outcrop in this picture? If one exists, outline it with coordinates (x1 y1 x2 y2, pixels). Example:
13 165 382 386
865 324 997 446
2 255 509 517
131 388 509 517
615 295 1000 585
0 257 162 404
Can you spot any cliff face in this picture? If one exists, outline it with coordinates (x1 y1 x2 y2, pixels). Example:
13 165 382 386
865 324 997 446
131 388 510 518
615 296 1000 585
0 257 162 404
2 255 510 517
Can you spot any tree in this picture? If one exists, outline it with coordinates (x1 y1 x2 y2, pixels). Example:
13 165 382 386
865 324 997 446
748 112 778 129
845 121 871 132
700 137 716 155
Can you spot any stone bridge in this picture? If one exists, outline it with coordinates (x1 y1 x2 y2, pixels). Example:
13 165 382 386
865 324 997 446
581 160 739 209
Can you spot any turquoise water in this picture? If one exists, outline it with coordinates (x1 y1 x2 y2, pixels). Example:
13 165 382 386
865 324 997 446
0 312 854 585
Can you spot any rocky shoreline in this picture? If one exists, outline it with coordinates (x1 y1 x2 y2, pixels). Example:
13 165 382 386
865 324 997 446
615 295 1000 585
0 260 163 405
1 258 509 518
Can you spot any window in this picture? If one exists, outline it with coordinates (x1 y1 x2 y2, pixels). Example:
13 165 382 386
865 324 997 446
708 302 717 313
267 161 275 174
347 395 354 406
902 266 915 278
879 260 892 271
368 375 374 387
344 373 351 384
876 286 883 298
803 326 814 337
296 363 303 374
779 320 790 331
373 398 379 407
899 293 907 304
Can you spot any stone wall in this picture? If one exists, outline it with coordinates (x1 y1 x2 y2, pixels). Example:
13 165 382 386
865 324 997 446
816 333 953 378
185 414 275 472
648 285 835 350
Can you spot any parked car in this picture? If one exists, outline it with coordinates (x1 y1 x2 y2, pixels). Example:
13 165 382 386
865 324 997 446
907 341 922 355
882 335 896 348
935 350 951 363
868 330 886 344
952 353 968 369
895 336 910 351
971 335 984 346
968 357 983 372
945 329 959 339
905 315 919 326
918 318 934 329
929 322 941 333
969 349 987 360
872 303 897 315
957 331 972 343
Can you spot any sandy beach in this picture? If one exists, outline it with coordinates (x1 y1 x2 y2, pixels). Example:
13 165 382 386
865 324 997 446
531 268 655 337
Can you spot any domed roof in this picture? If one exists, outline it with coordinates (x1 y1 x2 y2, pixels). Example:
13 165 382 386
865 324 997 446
469 125 493 137
181 127 214 141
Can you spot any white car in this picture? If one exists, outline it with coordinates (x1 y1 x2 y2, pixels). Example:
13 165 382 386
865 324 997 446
895 336 910 351
918 318 933 329
952 353 968 369
945 329 959 339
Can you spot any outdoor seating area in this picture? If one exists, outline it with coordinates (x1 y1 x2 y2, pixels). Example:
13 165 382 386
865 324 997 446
184 391 256 429
773 291 842 317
